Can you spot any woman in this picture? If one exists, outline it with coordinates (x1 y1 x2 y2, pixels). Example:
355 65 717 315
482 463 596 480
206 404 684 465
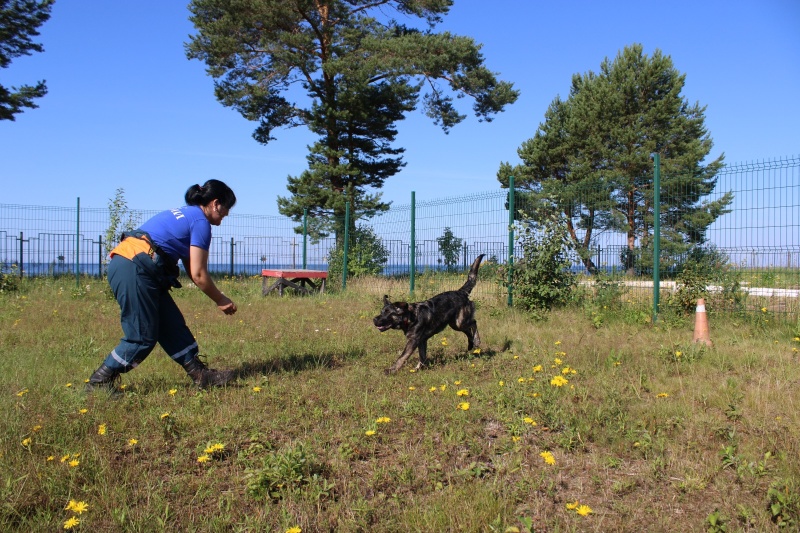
87 179 238 390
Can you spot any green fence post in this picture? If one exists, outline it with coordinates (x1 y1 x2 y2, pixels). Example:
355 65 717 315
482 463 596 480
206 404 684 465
652 154 661 323
19 232 24 278
507 176 515 307
342 201 350 290
302 208 308 269
98 235 103 279
76 197 80 288
229 237 235 278
410 191 416 297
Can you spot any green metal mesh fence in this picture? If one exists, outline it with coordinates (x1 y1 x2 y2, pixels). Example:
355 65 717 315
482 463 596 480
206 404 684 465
1 156 798 316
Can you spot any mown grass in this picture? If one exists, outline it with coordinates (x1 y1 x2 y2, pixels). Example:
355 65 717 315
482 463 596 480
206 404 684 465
1 276 799 532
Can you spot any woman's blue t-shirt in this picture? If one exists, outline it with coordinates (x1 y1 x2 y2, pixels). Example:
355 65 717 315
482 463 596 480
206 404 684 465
139 206 211 262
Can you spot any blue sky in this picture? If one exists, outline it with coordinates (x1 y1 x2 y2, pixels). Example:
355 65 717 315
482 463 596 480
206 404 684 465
2 1 798 217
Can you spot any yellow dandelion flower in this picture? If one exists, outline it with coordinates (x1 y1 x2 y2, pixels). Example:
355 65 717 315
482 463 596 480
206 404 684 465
794 337 800 342
160 412 170 420
66 500 89 514
364 430 376 436
539 451 556 465
532 365 543 372
16 388 29 397
614 361 622 366
554 341 561 345
286 527 302 533
441 340 448 346
761 307 767 312
196 454 211 463
553 358 562 365
429 387 437 392
561 367 571 375
512 436 521 442
60 454 70 463
456 389 469 397
65 383 73 388
524 417 537 426
454 380 462 385
252 386 261 392
32 425 42 432
21 437 32 447
566 501 579 510
513 355 519 359
375 417 391 424
47 455 55 461
203 443 225 455
168 389 177 396
63 516 80 529
457 402 470 411
98 424 107 435
409 368 416 373
576 504 593 516
408 386 415 391
472 348 481 354
79 408 88 414
439 384 447 391
498 381 504 387
68 459 79 467
550 375 568 387
657 393 669 398
128 438 138 446
517 377 526 383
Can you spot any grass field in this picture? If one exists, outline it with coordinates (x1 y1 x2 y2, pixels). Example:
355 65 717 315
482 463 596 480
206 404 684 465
1 276 799 532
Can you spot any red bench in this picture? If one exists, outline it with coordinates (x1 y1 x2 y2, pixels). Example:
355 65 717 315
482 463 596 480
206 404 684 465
261 269 327 296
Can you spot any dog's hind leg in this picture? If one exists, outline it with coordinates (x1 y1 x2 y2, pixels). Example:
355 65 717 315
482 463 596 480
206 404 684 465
468 321 480 351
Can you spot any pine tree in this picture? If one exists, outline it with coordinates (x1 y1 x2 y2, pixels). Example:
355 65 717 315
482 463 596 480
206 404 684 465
187 0 518 239
0 0 54 121
499 44 732 274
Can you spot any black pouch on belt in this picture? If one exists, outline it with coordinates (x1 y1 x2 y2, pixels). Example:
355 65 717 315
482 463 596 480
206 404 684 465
123 230 182 290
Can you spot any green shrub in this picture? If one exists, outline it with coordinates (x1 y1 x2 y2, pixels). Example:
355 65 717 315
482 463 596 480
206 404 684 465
509 212 577 313
327 226 389 278
667 245 744 314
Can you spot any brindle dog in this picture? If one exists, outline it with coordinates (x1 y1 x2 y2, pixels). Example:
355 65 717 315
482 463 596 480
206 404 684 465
374 254 485 374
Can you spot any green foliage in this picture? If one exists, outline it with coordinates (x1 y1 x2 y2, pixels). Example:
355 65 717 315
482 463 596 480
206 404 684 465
187 0 518 238
667 245 743 314
499 43 732 273
436 227 462 271
104 188 140 258
768 481 799 529
705 509 728 532
0 266 19 292
0 0 54 121
510 212 577 313
327 225 389 278
244 443 331 502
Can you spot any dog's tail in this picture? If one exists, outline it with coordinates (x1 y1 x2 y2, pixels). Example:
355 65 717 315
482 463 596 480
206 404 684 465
459 254 486 294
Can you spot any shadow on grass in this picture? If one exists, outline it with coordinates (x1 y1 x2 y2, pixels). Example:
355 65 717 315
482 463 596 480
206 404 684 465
233 347 368 380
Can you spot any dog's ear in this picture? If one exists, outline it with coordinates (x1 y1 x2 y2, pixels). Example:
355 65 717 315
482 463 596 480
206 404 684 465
397 302 409 310
383 295 391 305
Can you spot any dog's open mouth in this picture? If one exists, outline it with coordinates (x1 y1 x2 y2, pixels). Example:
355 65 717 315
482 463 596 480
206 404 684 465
375 324 391 332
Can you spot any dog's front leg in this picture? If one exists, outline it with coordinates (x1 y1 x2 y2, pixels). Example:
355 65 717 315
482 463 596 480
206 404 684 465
415 339 429 369
386 337 418 374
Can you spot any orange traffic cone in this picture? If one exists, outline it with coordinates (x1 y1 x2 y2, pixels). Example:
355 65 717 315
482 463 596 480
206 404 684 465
692 298 712 346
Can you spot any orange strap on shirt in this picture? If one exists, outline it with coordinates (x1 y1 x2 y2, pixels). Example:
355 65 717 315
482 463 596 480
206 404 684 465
110 236 154 261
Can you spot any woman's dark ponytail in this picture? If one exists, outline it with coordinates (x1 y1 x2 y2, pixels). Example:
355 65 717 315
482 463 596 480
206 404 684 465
185 180 237 209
